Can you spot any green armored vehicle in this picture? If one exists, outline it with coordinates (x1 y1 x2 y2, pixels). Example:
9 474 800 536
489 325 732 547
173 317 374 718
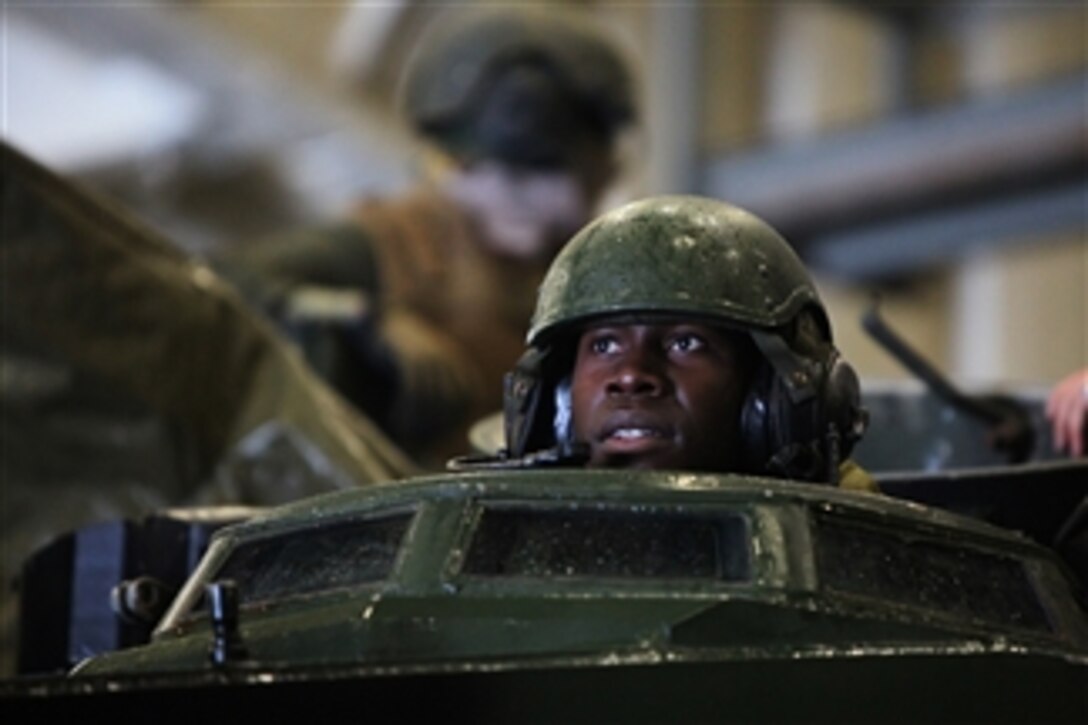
49 464 1085 721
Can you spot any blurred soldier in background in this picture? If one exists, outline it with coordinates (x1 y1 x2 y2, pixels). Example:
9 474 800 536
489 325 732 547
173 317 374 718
215 7 638 467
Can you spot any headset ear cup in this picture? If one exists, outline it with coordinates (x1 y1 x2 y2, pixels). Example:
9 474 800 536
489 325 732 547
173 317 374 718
823 351 867 459
742 328 868 481
503 347 549 457
740 363 775 474
742 353 852 482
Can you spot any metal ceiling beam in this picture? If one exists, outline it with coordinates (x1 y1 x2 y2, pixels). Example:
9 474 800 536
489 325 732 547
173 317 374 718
701 75 1087 273
809 181 1086 280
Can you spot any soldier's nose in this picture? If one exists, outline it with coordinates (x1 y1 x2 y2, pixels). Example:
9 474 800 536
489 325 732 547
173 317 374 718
605 349 665 397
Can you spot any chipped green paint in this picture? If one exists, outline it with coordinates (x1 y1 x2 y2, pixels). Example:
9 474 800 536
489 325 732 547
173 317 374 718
73 468 1088 680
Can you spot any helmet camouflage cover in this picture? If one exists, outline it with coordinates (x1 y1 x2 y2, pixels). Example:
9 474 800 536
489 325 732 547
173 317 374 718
529 195 829 345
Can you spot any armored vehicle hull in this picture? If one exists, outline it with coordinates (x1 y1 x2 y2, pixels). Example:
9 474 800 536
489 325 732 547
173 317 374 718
7 469 1081 720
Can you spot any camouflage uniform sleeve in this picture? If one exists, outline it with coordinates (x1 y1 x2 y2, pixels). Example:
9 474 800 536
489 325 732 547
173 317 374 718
379 310 486 466
211 220 411 439
210 222 384 317
213 196 488 466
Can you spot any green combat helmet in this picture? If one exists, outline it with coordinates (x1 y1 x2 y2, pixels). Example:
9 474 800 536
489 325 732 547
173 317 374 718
503 195 868 483
399 7 637 169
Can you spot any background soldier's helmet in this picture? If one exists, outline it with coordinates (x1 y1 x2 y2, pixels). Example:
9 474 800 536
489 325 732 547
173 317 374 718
399 7 637 168
504 195 868 483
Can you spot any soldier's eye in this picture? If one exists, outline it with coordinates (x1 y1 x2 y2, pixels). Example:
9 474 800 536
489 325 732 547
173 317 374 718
669 334 705 353
589 335 619 355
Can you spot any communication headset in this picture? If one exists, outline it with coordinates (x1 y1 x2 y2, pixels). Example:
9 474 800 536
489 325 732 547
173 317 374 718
739 319 866 483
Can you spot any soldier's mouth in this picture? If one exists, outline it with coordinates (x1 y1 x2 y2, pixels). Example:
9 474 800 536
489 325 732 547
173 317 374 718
598 424 673 454
607 427 664 440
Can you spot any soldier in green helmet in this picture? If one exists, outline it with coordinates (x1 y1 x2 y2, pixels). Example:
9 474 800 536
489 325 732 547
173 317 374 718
216 7 637 467
498 195 873 488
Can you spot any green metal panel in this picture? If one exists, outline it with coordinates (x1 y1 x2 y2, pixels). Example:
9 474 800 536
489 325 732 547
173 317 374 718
73 469 1087 680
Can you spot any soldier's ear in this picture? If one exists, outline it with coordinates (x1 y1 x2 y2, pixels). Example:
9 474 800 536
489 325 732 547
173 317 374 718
503 348 548 458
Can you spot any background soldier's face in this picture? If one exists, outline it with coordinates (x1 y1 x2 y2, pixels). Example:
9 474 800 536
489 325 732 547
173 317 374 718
570 320 749 471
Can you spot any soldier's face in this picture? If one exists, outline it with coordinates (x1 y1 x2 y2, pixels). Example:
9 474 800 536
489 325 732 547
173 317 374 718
454 161 592 261
570 321 749 472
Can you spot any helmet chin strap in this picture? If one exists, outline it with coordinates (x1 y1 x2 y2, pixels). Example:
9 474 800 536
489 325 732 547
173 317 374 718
749 330 820 404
